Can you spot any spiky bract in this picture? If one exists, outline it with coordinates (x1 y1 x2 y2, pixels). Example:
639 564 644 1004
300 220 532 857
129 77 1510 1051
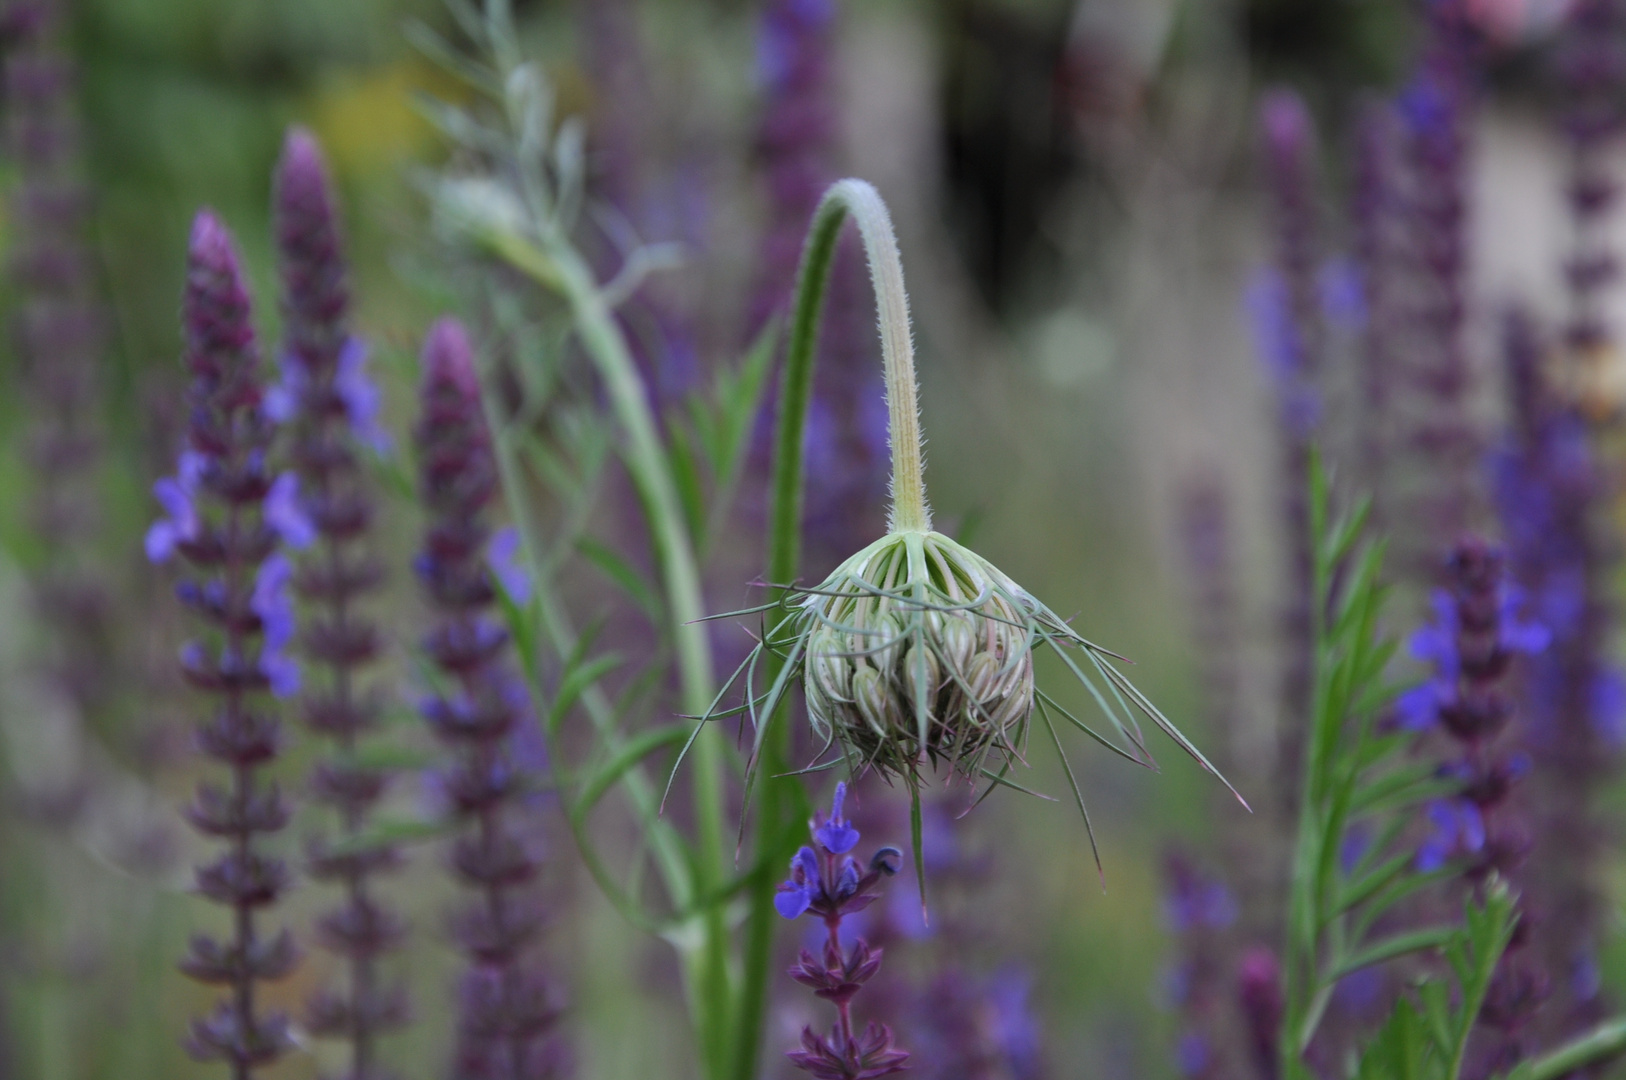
800 531 1035 782
705 528 1238 876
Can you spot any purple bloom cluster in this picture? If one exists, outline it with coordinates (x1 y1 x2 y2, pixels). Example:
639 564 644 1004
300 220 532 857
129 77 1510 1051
1556 0 1626 374
162 211 303 1076
1237 948 1283 1080
1160 852 1240 1080
776 783 909 1080
1257 88 1324 438
1492 309 1618 1046
6 2 114 722
1254 87 1322 803
269 128 407 1077
1392 0 1480 554
1402 537 1549 1070
415 317 561 1080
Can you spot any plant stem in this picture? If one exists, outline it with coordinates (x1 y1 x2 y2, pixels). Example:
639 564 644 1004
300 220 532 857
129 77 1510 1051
515 231 731 1077
733 178 925 1080
1517 1016 1626 1080
770 178 930 544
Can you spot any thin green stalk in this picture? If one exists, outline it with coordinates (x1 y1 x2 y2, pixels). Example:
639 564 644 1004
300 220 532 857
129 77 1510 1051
539 240 732 1078
733 178 925 1080
1514 1017 1626 1080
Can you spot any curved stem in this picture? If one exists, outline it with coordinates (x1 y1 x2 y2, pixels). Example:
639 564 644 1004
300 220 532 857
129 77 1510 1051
769 177 930 558
733 179 925 1080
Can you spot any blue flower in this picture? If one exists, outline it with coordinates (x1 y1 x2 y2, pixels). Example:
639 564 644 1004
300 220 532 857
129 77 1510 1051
145 451 207 563
252 554 300 697
1246 268 1319 437
1319 257 1366 331
264 472 316 549
263 354 307 425
775 845 822 919
488 526 532 605
813 781 859 854
1416 798 1484 872
335 337 390 454
267 338 389 454
1175 1031 1210 1078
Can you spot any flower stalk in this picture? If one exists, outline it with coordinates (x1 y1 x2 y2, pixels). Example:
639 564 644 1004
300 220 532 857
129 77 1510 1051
158 210 308 1078
270 128 405 1077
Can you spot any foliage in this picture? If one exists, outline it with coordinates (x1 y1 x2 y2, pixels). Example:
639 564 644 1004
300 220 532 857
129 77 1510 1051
1281 457 1510 1078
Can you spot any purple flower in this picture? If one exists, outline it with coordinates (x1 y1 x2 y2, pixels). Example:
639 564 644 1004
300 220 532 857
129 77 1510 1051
1399 575 1548 734
170 209 299 1073
1248 269 1318 437
252 555 295 652
487 526 532 605
334 336 389 452
145 451 207 563
1417 798 1486 871
1176 1031 1210 1078
815 781 861 854
416 316 561 1073
274 126 406 1074
1319 257 1366 330
778 783 907 1079
777 846 823 919
263 472 315 549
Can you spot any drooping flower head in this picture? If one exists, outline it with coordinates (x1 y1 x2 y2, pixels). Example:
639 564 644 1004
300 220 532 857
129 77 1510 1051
706 179 1240 902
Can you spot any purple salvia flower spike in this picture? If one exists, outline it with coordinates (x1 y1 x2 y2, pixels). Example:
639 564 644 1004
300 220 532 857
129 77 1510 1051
415 316 563 1078
6 0 124 728
1256 86 1324 808
271 127 409 1074
1493 307 1616 1046
1407 535 1550 1063
168 210 299 1075
778 785 907 1079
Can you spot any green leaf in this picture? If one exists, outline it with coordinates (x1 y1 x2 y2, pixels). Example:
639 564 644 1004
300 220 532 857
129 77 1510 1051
548 652 624 737
572 723 693 820
576 536 662 622
1330 926 1456 982
1356 995 1428 1080
666 424 707 550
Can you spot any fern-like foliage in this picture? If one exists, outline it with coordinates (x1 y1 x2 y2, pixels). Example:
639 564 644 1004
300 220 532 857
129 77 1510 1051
1281 457 1517 1078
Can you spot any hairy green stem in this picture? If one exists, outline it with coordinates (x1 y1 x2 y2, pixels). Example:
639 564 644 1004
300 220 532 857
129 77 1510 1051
732 178 924 1080
769 178 930 548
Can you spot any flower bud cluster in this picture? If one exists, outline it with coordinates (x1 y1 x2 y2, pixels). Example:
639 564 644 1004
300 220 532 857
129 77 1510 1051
1402 536 1550 1068
270 128 405 1077
1493 309 1619 1053
1557 0 1626 376
7 3 115 722
798 532 1036 781
776 784 908 1080
415 318 561 1079
158 210 309 1074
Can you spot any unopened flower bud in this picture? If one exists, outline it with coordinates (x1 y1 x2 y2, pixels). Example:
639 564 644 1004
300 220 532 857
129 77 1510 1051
900 645 940 710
